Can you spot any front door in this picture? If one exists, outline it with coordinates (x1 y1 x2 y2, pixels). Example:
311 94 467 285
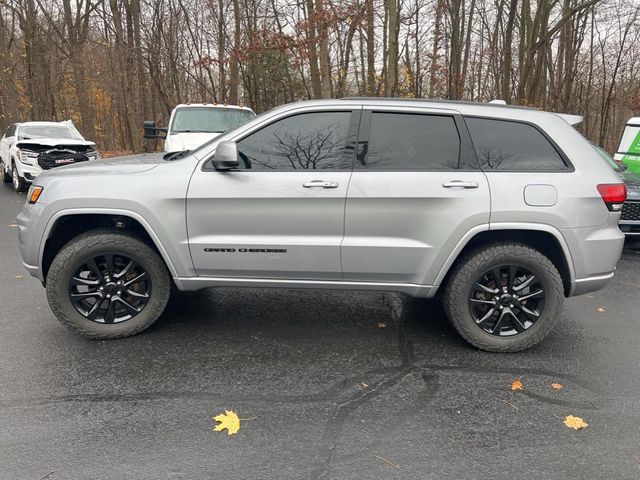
187 109 360 280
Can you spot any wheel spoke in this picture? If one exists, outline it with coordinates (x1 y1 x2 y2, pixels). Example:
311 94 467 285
518 289 544 301
69 291 102 303
474 282 497 294
506 309 526 332
477 308 496 325
70 276 100 287
124 272 147 287
513 275 535 292
492 267 503 288
507 265 517 290
521 305 540 320
125 288 149 299
87 258 104 282
470 298 496 306
104 254 115 277
86 299 102 320
492 309 508 334
103 301 116 324
115 260 135 279
115 297 141 316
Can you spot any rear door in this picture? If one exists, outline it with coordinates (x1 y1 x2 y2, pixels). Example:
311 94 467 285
187 108 360 280
342 106 490 285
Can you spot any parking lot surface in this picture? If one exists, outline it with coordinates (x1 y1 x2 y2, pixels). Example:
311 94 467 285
1 183 639 479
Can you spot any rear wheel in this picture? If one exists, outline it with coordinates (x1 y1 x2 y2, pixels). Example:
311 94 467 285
46 229 171 339
12 163 27 192
443 242 564 352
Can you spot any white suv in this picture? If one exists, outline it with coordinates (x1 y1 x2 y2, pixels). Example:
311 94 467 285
0 121 98 192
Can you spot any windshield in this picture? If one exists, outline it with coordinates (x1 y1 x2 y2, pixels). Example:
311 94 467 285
593 144 624 172
18 124 84 141
170 107 255 134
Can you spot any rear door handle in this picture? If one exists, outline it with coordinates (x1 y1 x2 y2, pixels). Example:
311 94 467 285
303 180 339 189
442 180 479 189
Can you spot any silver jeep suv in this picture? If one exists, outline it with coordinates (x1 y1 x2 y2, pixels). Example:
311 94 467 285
16 99 626 352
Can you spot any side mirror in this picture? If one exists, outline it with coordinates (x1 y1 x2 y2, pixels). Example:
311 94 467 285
212 141 239 170
143 120 167 139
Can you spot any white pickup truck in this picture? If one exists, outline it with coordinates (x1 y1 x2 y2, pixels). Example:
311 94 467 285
144 103 256 152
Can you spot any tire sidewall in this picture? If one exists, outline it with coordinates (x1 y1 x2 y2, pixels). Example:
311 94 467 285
47 232 170 338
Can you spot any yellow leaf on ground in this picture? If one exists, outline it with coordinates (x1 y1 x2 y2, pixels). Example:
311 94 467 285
563 415 588 430
551 383 563 390
213 410 241 435
511 379 524 391
377 322 387 329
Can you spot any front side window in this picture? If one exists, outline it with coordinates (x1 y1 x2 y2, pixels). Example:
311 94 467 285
465 117 567 171
361 113 460 170
236 111 353 170
5 125 16 137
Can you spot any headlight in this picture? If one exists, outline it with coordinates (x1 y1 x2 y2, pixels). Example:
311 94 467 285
86 150 100 161
19 150 39 165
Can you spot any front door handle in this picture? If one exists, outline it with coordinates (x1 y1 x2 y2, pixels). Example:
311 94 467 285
442 180 479 189
303 180 339 189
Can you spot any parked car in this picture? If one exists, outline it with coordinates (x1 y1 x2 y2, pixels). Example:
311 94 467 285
0 120 99 193
143 103 256 152
614 117 640 174
594 144 640 236
17 98 626 352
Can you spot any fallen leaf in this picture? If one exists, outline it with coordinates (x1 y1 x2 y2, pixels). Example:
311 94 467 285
15 275 23 279
511 379 524 391
377 322 387 329
596 307 606 312
361 382 369 388
551 382 563 390
563 415 588 430
213 410 241 435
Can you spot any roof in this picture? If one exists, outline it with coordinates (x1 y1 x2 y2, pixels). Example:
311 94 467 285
174 103 254 112
340 96 538 111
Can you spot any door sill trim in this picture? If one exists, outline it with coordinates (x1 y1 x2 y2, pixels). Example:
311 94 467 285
175 276 436 298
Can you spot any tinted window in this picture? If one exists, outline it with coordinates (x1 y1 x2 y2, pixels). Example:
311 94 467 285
5 125 16 137
466 118 567 170
236 111 352 170
362 113 460 170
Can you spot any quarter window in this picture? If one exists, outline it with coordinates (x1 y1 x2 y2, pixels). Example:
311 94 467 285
236 111 353 170
465 117 567 171
361 113 460 170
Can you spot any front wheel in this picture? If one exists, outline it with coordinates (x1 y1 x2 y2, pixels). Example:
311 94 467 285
0 160 11 183
46 229 171 339
12 163 27 192
443 242 564 352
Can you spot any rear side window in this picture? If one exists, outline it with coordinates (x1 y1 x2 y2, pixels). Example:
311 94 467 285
465 118 567 171
362 113 460 170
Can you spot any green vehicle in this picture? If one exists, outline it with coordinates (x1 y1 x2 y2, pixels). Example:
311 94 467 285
615 117 640 173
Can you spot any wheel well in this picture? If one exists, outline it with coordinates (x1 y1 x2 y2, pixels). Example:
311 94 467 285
42 214 162 282
444 229 572 297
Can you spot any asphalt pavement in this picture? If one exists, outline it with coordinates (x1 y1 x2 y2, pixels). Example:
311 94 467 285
1 182 639 480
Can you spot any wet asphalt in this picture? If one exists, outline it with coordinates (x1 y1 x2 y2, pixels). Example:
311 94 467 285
0 182 639 480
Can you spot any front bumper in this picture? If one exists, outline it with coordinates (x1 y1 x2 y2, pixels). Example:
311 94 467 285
14 161 43 182
16 201 48 282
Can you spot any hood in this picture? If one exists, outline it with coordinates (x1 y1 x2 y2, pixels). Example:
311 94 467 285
16 138 95 148
38 152 164 179
164 132 219 152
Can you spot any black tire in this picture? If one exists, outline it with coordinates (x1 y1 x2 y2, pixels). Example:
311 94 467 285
0 160 11 183
12 163 27 192
443 242 564 352
46 229 171 339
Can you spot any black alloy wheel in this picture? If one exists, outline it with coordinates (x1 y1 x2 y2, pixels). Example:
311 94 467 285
468 264 545 337
68 253 151 324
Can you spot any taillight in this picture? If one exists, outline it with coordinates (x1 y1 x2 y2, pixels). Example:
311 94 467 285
597 183 627 211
